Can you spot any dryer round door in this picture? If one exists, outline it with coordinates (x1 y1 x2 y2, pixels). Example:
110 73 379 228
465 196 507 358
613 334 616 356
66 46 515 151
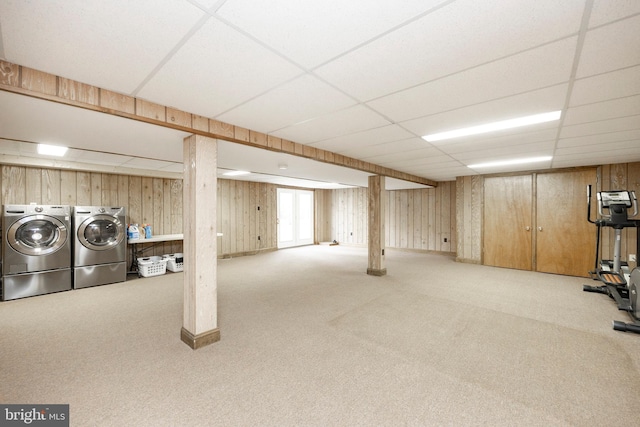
7 215 69 256
77 215 125 251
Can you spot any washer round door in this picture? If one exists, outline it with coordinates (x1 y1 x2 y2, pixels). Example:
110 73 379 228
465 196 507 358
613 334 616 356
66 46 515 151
7 215 69 256
77 215 125 251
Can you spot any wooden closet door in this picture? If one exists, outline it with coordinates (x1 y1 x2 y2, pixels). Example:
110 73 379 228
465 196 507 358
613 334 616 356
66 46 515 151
483 175 533 270
535 169 597 277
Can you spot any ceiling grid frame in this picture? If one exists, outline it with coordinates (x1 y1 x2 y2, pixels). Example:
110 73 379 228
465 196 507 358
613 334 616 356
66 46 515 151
0 0 637 183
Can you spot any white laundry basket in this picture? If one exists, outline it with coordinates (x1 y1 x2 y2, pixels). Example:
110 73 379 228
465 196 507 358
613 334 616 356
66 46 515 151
162 253 184 272
137 256 168 277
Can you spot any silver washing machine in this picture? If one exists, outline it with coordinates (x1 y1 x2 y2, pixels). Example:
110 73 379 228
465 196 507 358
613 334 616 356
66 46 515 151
2 204 72 301
73 206 127 289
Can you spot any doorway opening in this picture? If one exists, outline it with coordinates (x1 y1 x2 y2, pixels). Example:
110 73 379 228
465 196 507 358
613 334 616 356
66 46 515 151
277 188 314 249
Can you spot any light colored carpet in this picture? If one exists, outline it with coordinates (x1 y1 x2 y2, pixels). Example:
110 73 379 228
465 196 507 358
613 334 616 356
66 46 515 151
1 245 639 426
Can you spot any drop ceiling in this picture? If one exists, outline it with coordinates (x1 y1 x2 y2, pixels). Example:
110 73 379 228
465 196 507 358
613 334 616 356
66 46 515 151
0 0 638 187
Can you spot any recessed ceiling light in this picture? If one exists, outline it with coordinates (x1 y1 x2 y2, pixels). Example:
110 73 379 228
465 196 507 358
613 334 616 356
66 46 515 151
223 170 250 176
37 143 68 156
467 156 553 169
422 111 561 142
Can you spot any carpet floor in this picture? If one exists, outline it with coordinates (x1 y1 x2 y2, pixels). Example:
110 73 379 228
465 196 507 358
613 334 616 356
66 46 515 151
1 245 639 426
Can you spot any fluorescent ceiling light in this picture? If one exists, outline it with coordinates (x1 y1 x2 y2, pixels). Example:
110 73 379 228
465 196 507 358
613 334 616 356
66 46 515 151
37 143 68 156
422 111 561 142
467 156 552 169
223 170 250 176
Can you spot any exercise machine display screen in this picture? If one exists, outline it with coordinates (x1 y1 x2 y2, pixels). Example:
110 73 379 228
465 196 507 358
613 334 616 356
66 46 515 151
598 191 632 208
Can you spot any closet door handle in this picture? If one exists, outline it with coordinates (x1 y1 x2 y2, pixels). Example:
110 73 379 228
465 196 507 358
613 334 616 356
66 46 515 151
538 226 543 231
525 226 531 231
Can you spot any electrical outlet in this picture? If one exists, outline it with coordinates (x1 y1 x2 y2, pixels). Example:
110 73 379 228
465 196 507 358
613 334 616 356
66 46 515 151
630 254 637 262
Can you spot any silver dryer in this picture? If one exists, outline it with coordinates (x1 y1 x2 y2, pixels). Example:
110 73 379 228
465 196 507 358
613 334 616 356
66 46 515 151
73 206 127 289
2 204 72 300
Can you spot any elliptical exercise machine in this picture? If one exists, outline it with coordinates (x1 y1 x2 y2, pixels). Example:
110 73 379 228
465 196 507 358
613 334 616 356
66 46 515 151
583 186 640 333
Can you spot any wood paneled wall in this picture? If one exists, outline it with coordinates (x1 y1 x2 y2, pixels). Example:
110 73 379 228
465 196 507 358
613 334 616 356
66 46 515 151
0 165 279 265
455 175 484 264
1 165 184 265
386 182 456 252
315 189 333 243
455 162 640 268
216 180 277 257
10 161 635 270
316 182 457 253
325 187 368 246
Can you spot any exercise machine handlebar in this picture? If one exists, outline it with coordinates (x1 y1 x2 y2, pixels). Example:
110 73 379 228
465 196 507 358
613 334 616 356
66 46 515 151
587 185 594 224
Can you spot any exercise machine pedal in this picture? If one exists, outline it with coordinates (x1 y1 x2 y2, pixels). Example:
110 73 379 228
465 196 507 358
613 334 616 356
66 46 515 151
597 271 626 286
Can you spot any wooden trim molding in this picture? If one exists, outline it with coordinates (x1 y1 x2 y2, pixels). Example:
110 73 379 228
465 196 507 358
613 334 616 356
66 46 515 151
366 268 387 276
0 60 437 188
180 327 221 350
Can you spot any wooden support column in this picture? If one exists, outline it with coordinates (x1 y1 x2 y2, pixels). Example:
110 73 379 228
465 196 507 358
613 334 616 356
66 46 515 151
181 134 220 349
367 175 387 276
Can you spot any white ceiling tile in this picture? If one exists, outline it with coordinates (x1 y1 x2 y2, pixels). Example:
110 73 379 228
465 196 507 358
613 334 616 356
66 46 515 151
159 163 185 173
449 148 555 168
558 129 640 148
399 84 569 138
121 158 176 170
339 138 435 160
137 18 303 118
436 128 559 155
379 154 460 169
468 160 554 175
0 0 204 93
343 138 441 163
589 0 640 28
315 0 584 101
553 146 640 168
552 158 623 169
563 95 640 126
310 126 416 153
407 159 466 173
570 65 640 107
215 0 448 68
360 146 443 164
0 139 21 155
61 148 87 161
16 142 39 155
450 141 556 162
191 0 224 9
216 74 356 134
271 105 391 144
2 1 639 185
405 161 468 172
368 38 576 123
577 14 640 78
73 151 131 166
556 139 639 156
428 121 561 152
560 115 640 138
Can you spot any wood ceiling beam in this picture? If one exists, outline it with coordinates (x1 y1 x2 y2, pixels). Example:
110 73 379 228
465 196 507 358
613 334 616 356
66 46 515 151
0 61 437 188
